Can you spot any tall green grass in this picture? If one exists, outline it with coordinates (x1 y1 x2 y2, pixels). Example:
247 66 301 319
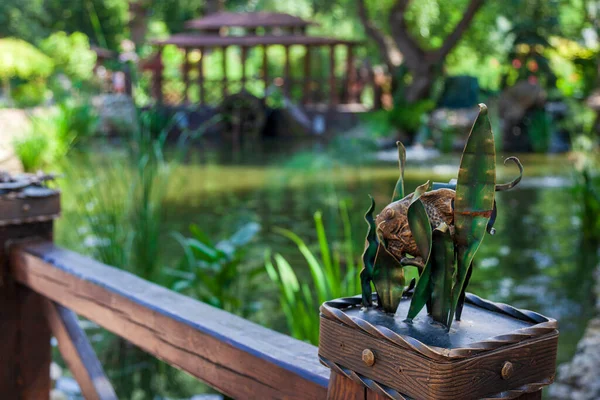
13 100 98 171
59 109 204 398
265 201 361 344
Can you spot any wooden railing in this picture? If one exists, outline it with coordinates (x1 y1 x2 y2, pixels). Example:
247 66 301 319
6 240 329 399
0 186 549 400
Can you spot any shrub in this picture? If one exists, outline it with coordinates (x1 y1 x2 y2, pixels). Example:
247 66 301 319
13 131 50 172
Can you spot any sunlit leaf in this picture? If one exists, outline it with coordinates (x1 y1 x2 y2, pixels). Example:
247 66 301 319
451 103 496 323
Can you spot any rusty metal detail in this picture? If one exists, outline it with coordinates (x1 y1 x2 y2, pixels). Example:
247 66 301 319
362 349 375 367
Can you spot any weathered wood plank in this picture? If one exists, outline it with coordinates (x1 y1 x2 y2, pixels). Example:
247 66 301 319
44 299 117 400
11 241 329 400
0 223 53 399
327 372 365 400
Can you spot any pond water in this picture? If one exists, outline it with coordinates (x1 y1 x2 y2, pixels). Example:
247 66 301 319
55 139 595 398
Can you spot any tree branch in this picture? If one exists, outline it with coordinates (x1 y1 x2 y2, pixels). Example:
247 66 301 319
357 0 399 72
432 0 486 63
388 0 425 69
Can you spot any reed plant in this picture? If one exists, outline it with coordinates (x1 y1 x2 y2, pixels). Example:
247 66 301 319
265 201 361 344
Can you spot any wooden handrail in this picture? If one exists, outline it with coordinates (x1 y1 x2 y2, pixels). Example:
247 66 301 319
10 241 330 399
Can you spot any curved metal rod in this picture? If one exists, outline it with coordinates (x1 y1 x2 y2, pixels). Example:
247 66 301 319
495 156 523 192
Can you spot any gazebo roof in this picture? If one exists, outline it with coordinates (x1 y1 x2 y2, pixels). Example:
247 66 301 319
153 34 360 48
184 12 316 30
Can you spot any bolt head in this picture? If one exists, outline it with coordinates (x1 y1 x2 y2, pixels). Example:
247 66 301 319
362 349 375 367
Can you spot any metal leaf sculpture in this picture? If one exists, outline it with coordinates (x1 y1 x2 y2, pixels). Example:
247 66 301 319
358 103 524 329
360 196 378 307
392 142 406 202
371 243 405 313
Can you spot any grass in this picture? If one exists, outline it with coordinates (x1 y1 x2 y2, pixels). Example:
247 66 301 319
265 201 361 344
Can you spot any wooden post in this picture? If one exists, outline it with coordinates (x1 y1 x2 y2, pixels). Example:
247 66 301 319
262 45 269 92
284 45 291 97
345 44 355 104
241 46 248 90
183 47 190 104
302 45 312 105
221 46 228 97
329 44 337 107
0 177 59 399
198 47 205 105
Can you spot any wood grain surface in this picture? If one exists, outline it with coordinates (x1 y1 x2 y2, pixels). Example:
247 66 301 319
44 299 117 400
11 241 330 400
319 316 557 400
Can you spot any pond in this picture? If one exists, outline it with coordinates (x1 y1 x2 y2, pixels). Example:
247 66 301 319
54 139 595 398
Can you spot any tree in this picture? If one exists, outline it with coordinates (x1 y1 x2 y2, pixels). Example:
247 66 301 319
357 0 485 102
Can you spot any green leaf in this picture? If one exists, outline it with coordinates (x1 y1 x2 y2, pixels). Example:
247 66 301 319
274 227 329 301
189 224 215 247
406 261 432 321
372 244 405 313
407 181 432 263
229 222 260 247
392 141 407 202
314 211 337 287
451 103 496 323
429 223 456 328
360 196 378 306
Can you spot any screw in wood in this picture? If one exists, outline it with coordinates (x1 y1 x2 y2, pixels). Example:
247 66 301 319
362 349 375 367
501 361 514 380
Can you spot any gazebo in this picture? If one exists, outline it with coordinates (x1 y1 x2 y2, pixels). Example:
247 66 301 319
149 12 365 109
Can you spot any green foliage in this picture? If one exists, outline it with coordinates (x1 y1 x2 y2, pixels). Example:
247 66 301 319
13 101 98 171
13 131 50 172
266 203 360 344
39 31 97 82
11 79 49 107
0 38 54 80
169 222 261 316
525 108 551 153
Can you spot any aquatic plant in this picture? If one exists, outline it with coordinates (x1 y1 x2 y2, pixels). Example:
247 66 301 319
266 202 360 344
168 222 261 316
361 104 524 329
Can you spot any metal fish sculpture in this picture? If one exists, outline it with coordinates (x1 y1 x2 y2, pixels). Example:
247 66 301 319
360 104 523 328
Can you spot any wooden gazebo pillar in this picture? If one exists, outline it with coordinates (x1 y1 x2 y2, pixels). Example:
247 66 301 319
198 47 205 105
262 45 269 91
329 44 337 107
221 45 229 97
345 44 355 104
241 46 248 90
302 45 312 105
284 45 291 97
183 48 190 104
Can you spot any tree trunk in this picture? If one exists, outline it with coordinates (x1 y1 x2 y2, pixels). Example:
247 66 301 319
405 65 436 102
